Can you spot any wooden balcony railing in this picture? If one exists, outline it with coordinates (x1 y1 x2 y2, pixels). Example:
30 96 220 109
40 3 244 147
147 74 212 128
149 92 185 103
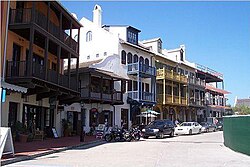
9 8 78 53
157 94 187 105
156 68 188 83
6 61 77 91
80 87 123 103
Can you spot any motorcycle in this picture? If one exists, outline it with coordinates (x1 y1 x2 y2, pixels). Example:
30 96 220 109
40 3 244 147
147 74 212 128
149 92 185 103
104 127 132 142
130 127 141 141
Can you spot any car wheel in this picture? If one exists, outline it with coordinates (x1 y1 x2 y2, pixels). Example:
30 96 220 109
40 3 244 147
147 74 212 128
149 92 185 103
143 136 149 139
170 130 174 137
160 132 164 139
206 129 209 133
213 128 216 132
189 129 192 135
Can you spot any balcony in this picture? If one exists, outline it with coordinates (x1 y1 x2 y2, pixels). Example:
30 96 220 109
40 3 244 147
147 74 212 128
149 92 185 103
156 69 188 83
188 77 205 87
157 94 187 106
9 8 78 53
127 91 155 103
189 98 205 107
80 87 123 104
6 61 77 91
127 63 156 77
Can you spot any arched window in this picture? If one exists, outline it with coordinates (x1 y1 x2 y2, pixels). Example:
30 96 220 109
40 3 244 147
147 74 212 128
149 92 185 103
121 50 126 64
133 54 138 63
127 52 132 64
86 31 92 42
139 56 144 64
145 58 149 66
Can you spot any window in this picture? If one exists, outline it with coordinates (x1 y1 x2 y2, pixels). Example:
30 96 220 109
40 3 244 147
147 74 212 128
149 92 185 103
52 62 57 71
139 56 144 64
145 58 149 67
145 83 149 92
121 50 126 64
104 52 107 56
133 81 138 91
127 80 132 91
133 54 138 63
158 41 162 53
127 30 138 45
87 55 90 59
127 52 132 64
96 54 99 58
86 31 92 42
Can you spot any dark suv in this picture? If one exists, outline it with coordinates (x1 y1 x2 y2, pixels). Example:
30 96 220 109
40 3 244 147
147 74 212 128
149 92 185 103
142 119 175 139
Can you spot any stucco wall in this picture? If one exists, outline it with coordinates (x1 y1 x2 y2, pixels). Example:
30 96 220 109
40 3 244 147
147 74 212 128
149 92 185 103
223 115 250 156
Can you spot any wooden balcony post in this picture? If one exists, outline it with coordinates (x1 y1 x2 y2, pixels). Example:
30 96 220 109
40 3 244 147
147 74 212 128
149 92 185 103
68 53 71 88
59 12 62 40
70 21 72 47
76 56 79 90
44 37 49 80
77 28 80 53
163 78 166 104
47 2 50 31
57 45 61 84
171 81 174 103
28 28 34 76
179 83 181 104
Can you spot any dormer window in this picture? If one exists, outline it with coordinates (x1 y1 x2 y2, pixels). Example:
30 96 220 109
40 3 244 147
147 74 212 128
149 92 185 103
127 27 139 45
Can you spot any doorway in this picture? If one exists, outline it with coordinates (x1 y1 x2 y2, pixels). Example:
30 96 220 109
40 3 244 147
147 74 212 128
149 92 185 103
121 108 128 129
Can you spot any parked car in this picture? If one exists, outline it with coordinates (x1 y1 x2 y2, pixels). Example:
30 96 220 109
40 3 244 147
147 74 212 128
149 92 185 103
175 122 202 135
200 122 217 133
216 121 223 131
142 119 175 139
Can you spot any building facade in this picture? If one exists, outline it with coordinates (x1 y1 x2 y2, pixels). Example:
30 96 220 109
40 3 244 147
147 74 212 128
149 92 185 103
1 1 82 137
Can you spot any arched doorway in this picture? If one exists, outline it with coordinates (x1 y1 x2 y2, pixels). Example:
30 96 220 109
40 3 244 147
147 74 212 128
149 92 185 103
162 107 169 119
169 107 176 121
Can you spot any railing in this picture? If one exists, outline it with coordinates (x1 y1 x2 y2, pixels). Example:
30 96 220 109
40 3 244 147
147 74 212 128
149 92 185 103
188 77 205 86
189 97 205 106
6 61 77 91
80 87 123 103
195 63 223 80
127 63 156 76
127 91 155 102
156 68 188 83
9 8 31 24
157 94 187 105
9 8 78 53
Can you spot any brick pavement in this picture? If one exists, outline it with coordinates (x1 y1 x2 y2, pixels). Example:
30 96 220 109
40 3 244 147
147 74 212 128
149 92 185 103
1 135 102 166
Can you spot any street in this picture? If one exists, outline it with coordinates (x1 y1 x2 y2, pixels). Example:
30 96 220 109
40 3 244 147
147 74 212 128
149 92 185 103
5 131 250 167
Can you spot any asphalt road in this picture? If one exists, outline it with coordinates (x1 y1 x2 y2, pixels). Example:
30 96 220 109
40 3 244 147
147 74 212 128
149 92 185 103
5 131 250 167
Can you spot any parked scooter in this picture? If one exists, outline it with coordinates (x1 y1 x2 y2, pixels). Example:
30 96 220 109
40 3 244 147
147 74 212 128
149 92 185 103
130 127 141 141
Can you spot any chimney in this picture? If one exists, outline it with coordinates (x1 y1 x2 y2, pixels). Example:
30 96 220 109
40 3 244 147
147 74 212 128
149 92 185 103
93 5 102 27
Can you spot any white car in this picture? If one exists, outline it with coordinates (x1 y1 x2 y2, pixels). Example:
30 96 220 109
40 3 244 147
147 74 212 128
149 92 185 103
175 122 202 135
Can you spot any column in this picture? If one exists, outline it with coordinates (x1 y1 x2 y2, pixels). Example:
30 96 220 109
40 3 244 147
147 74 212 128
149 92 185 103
47 2 50 31
68 53 71 88
28 2 35 76
44 37 49 80
57 45 61 84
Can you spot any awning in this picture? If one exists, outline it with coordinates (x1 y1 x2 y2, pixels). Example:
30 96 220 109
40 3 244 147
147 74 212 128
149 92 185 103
141 109 160 115
1 81 27 93
206 84 230 95
136 113 157 118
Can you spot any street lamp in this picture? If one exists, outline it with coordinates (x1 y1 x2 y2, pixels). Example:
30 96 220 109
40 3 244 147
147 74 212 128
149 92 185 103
80 101 85 142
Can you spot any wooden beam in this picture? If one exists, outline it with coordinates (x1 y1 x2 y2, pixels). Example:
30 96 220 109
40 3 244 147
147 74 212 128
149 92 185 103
26 87 50 96
36 91 61 101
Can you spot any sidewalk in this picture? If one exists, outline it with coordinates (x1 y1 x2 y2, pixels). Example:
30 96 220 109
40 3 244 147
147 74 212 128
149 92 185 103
1 135 104 166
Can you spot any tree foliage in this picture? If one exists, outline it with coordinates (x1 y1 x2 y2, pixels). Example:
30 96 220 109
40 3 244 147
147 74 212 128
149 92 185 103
233 105 250 115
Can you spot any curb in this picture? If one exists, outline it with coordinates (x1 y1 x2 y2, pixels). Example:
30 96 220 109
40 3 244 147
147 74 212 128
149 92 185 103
1 139 105 166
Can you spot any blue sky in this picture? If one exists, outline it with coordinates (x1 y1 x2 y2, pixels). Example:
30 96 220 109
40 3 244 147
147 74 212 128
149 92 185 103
61 1 250 106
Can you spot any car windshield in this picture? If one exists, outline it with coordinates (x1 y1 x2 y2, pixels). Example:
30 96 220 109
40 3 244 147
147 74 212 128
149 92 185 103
181 122 192 126
149 121 164 126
